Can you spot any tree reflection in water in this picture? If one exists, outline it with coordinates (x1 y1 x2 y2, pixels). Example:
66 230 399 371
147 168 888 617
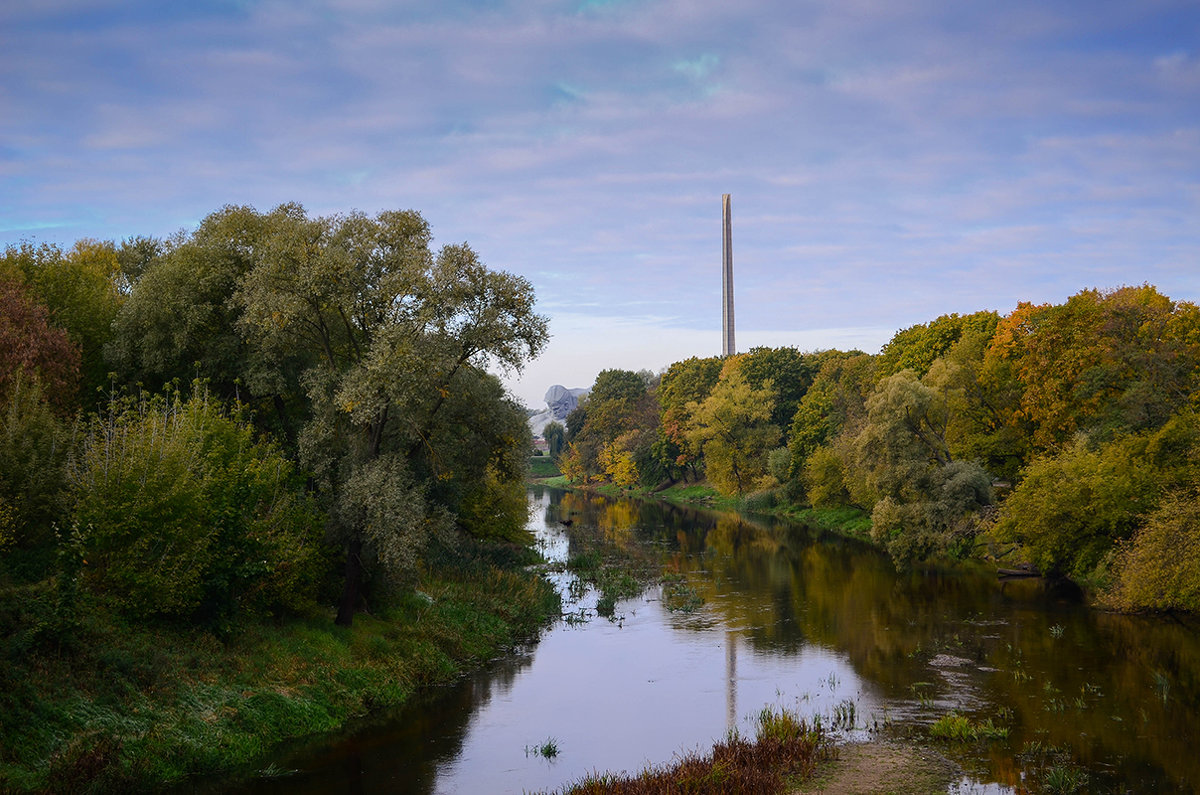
230 487 1200 794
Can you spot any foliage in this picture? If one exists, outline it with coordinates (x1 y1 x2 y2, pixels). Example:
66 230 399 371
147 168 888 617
737 346 821 434
686 363 779 495
657 356 723 481
3 240 124 404
229 204 546 625
0 274 80 412
543 421 565 459
70 389 326 622
1105 490 1200 612
849 371 994 562
878 311 999 377
787 352 876 483
0 374 73 553
105 206 270 402
562 369 660 487
994 435 1156 580
985 286 1200 449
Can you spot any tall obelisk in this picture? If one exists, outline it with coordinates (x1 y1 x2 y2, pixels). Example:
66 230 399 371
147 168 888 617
722 194 735 357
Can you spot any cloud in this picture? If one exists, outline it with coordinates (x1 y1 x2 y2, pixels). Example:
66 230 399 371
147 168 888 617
2 0 1198 392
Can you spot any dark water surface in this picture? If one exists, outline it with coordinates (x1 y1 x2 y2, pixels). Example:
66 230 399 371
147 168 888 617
226 487 1200 793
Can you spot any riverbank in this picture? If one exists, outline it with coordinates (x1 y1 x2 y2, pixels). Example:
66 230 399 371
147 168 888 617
0 542 560 793
531 475 873 542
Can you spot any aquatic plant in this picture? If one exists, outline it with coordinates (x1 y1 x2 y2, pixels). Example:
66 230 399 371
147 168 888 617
929 712 1009 742
1041 764 1089 794
831 699 858 732
527 738 559 759
662 580 704 613
1152 669 1171 704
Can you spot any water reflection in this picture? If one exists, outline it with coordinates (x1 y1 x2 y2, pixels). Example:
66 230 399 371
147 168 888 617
228 487 1200 794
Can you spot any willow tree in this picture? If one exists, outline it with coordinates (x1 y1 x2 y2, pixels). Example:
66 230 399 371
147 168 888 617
233 204 547 626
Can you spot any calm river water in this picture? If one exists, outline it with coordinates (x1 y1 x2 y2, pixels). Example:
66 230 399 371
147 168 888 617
231 486 1200 793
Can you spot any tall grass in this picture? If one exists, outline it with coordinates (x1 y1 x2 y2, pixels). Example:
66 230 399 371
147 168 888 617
557 707 831 794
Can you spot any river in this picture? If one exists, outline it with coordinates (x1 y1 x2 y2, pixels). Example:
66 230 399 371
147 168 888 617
233 486 1200 793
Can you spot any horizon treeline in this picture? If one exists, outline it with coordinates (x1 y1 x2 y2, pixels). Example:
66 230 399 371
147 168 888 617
560 284 1200 613
0 203 547 631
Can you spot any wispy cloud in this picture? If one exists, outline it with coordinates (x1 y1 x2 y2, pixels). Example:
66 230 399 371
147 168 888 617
3 0 1199 404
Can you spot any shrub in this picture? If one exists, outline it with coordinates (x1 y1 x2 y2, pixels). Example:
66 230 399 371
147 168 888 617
70 389 325 622
1105 491 1200 612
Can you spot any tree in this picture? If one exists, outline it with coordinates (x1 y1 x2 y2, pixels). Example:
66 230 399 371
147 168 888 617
739 347 821 436
231 204 548 626
0 275 80 411
561 368 657 485
924 328 1028 482
543 421 566 459
878 311 999 377
994 436 1155 580
853 371 993 563
984 286 1200 451
686 362 779 495
658 356 723 481
787 351 875 483
1106 490 1200 612
71 389 324 622
4 240 124 405
106 205 306 443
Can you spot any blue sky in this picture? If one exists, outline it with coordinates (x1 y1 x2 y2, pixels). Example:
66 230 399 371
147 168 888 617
4 0 1199 407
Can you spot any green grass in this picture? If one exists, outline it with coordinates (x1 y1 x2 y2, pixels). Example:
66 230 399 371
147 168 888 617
529 455 561 478
0 552 561 792
928 711 1010 742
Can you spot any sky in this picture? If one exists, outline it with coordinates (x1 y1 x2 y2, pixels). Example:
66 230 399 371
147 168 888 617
3 0 1199 408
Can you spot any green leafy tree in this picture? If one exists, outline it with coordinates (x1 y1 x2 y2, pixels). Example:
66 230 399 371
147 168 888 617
878 311 1000 377
0 374 73 553
71 390 324 622
543 421 565 459
658 356 723 481
1106 491 1200 612
562 369 657 485
787 352 876 484
854 371 993 563
994 436 1155 581
106 205 306 443
739 347 821 436
686 363 779 495
231 204 548 626
924 328 1028 482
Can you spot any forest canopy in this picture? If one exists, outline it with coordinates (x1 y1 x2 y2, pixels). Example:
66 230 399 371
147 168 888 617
0 204 547 629
556 289 1200 611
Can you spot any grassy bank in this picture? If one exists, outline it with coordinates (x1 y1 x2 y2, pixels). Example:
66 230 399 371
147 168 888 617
0 544 560 793
538 476 873 543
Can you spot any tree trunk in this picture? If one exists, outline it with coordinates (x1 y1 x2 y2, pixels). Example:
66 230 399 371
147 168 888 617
334 535 363 627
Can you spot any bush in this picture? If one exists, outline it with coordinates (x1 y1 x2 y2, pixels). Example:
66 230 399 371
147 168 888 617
0 374 72 554
1105 491 1200 612
805 445 850 508
71 389 325 623
995 436 1155 580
